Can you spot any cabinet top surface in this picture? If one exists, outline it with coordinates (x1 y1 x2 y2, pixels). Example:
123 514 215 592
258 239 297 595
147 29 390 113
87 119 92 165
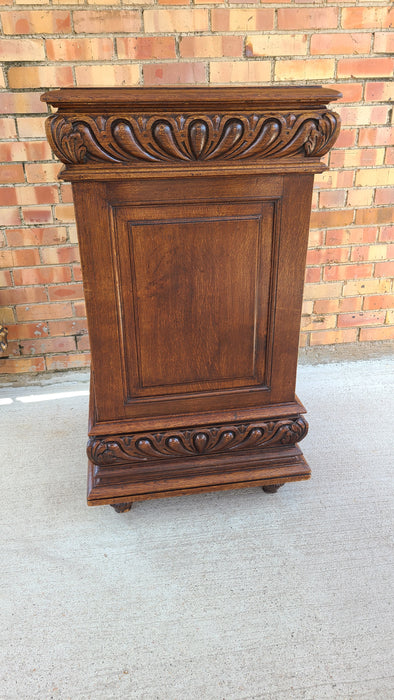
42 85 341 111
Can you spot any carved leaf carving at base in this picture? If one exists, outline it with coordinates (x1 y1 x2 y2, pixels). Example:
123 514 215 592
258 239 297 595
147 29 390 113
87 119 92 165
46 112 340 165
87 416 308 467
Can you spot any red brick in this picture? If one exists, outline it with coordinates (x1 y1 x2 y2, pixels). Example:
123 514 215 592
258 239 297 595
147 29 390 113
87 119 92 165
0 188 17 207
143 63 206 86
343 279 391 297
363 295 394 311
211 61 271 84
117 36 176 60
0 250 13 267
2 287 47 305
301 313 336 332
22 207 53 225
211 9 274 31
73 10 140 33
72 264 82 282
338 58 394 78
11 248 41 267
355 207 393 226
347 189 374 209
309 329 358 346
315 170 354 189
16 185 58 206
8 65 73 89
330 148 384 169
275 59 335 81
145 9 209 32
314 297 362 314
337 311 386 328
1 208 21 226
333 130 357 149
0 92 44 115
374 32 394 55
16 117 46 139
246 33 307 57
25 163 62 183
351 245 387 262
323 263 373 281
6 227 67 247
0 117 16 139
307 247 350 266
0 141 52 162
319 190 346 209
16 302 73 322
359 327 394 342
74 63 140 88
278 7 338 30
337 105 389 127
45 353 90 371
76 335 90 351
310 210 354 229
341 6 393 30
304 268 320 283
40 246 80 264
48 283 84 301
60 184 73 204
374 261 394 278
13 266 72 286
310 32 371 55
20 337 76 356
54 204 75 223
0 357 46 374
326 83 363 104
7 322 49 341
0 270 12 287
379 227 394 243
46 38 114 62
73 300 86 317
0 38 45 61
48 319 88 337
359 127 394 147
386 149 394 166
1 10 71 34
365 81 394 103
375 188 394 206
180 35 243 59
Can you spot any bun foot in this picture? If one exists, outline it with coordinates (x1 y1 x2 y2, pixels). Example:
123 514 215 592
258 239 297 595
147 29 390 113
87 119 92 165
111 502 133 513
262 484 283 494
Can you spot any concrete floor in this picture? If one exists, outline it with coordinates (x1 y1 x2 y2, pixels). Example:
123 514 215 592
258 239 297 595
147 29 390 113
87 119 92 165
0 358 393 699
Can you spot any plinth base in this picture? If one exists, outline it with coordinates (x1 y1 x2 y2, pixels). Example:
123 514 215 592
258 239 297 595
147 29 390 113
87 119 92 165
87 441 310 508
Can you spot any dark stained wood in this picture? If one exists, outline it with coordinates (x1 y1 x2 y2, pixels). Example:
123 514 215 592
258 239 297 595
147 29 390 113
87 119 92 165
110 502 133 513
262 484 283 494
42 86 341 511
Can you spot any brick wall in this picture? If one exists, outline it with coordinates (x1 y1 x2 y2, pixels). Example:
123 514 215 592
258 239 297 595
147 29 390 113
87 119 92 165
0 1 393 374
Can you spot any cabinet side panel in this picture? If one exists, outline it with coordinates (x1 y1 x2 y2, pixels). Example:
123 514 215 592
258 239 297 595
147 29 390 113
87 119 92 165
71 182 126 420
269 174 315 402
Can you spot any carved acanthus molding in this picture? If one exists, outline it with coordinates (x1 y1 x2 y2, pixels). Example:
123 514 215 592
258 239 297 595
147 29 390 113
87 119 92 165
87 416 308 466
46 111 340 166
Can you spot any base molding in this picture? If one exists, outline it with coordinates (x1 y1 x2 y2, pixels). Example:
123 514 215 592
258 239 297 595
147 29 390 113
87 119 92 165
87 413 310 506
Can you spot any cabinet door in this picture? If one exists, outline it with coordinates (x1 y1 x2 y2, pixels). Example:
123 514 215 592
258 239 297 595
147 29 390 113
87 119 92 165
73 174 312 425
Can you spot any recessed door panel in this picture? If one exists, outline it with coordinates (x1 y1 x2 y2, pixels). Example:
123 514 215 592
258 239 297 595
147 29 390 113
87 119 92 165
113 200 275 402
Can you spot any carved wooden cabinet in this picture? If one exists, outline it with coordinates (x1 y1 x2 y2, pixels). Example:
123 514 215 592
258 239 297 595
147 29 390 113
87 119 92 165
42 87 340 512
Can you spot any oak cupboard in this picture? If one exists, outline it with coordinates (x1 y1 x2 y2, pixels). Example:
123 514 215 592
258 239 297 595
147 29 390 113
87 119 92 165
42 87 341 513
